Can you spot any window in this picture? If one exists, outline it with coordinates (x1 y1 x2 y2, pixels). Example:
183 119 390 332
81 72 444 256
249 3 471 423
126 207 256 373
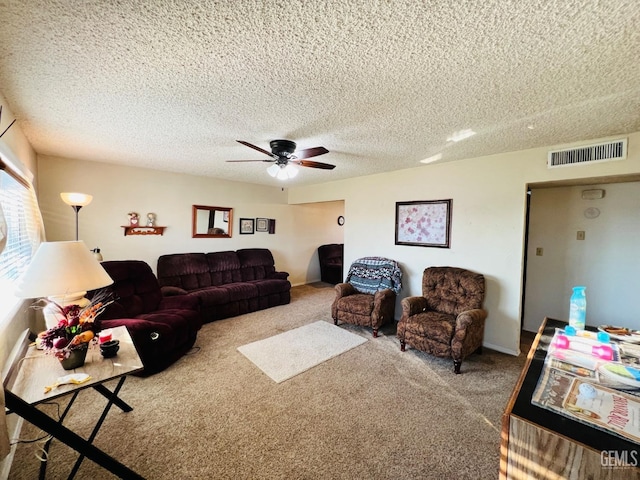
0 162 44 320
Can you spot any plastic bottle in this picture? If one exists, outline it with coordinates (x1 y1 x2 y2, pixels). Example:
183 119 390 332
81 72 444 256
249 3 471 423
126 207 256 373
569 286 587 330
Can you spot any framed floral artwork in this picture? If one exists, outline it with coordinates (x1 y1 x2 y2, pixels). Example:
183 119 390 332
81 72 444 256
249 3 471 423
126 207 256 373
239 218 255 234
395 199 452 248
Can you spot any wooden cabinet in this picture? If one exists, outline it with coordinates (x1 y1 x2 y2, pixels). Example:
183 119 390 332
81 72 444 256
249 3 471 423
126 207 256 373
500 318 640 479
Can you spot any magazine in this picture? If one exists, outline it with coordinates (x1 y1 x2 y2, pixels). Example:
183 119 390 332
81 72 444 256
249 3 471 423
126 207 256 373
532 328 640 443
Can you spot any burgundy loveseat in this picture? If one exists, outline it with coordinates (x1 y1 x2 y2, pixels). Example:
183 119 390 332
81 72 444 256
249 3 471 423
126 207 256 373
91 260 202 376
156 248 291 323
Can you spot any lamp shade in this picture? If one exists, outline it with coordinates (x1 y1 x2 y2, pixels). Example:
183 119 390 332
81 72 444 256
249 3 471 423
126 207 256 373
60 192 93 207
14 241 113 300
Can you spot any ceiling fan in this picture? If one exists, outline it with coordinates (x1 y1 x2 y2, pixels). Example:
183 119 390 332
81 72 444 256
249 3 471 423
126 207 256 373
227 139 335 179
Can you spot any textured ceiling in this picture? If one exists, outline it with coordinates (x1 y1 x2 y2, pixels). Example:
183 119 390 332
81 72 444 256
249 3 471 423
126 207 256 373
0 1 639 187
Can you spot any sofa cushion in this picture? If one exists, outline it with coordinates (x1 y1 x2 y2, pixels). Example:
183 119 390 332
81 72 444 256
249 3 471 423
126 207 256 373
422 267 485 316
157 253 213 290
98 261 163 318
336 293 374 316
251 278 292 296
400 311 456 345
206 251 243 285
237 248 278 281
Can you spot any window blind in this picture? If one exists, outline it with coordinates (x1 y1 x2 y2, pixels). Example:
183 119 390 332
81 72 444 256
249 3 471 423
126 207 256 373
0 163 43 314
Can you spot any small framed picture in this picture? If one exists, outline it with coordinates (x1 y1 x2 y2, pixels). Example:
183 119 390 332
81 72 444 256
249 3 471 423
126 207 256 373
239 218 255 235
256 217 269 232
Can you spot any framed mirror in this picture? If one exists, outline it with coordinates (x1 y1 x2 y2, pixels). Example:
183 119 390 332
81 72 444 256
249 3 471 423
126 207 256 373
192 205 233 238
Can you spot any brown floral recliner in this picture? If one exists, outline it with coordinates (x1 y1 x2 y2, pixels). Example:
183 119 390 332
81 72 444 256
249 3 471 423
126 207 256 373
397 266 487 374
331 257 402 337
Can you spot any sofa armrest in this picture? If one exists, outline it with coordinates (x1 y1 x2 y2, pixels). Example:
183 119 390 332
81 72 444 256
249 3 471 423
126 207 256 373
159 295 200 311
451 308 488 360
161 286 188 296
400 296 428 319
334 282 356 299
372 289 397 325
269 271 289 280
331 282 356 320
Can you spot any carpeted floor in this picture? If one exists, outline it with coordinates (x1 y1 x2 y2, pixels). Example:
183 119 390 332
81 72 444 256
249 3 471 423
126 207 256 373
8 282 526 479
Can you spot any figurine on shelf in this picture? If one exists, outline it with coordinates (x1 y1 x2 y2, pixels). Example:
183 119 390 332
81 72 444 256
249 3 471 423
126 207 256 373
146 212 156 227
128 212 139 226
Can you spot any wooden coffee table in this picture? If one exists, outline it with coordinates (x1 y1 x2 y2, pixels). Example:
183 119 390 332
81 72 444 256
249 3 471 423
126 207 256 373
4 325 145 479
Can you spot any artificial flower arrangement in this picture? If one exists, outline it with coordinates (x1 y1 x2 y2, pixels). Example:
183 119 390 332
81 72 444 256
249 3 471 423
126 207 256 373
37 292 112 360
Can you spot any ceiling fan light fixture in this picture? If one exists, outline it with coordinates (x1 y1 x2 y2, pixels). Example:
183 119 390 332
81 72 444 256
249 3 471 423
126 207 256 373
268 163 299 180
284 164 298 178
267 164 280 177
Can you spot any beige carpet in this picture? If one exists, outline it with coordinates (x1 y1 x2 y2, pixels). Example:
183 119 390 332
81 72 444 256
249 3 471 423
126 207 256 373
8 283 526 479
238 320 367 383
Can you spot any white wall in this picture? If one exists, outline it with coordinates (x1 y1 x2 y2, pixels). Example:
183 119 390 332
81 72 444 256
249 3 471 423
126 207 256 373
37 155 344 286
289 133 640 355
524 181 640 331
35 133 640 356
0 93 38 476
0 94 38 368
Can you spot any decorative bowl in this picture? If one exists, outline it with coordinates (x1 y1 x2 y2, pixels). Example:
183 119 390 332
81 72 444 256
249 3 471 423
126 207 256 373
100 339 120 358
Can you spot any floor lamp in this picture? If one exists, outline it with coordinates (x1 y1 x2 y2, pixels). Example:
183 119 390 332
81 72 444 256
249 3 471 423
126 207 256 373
60 192 93 241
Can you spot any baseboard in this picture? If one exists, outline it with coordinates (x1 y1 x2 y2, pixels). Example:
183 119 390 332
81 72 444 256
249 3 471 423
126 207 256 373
0 415 24 479
483 341 519 356
1 328 32 478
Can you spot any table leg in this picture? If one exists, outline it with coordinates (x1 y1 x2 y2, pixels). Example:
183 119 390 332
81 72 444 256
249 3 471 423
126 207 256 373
39 390 80 480
67 377 127 479
4 388 144 480
92 383 133 412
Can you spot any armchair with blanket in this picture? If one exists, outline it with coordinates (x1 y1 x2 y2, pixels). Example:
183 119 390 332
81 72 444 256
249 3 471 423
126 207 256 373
331 256 402 337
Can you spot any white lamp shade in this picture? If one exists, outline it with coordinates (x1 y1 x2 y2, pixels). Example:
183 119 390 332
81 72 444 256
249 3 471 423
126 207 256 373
60 192 93 207
14 241 113 300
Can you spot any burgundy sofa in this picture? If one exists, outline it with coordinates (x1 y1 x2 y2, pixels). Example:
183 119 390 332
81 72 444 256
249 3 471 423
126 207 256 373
156 248 291 323
91 260 202 376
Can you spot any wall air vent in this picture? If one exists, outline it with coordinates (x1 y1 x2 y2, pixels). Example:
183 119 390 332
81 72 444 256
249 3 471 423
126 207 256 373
547 138 627 168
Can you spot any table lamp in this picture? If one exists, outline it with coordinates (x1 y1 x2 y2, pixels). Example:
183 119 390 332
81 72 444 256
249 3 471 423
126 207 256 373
14 240 113 328
60 192 93 241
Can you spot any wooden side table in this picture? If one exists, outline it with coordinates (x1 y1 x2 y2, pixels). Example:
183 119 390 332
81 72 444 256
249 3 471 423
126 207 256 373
4 326 145 479
500 318 640 479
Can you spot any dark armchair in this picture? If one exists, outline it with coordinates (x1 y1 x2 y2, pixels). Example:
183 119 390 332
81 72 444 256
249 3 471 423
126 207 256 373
331 257 402 337
397 266 487 374
92 260 202 376
318 243 344 284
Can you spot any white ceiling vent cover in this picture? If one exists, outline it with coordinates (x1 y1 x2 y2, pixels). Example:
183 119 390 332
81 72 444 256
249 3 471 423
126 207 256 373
548 139 627 168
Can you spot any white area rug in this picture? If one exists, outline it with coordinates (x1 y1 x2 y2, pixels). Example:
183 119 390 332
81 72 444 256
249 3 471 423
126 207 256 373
237 321 367 383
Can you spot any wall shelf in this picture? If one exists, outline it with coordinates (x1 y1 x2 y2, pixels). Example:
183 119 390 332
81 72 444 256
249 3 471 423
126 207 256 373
121 226 166 236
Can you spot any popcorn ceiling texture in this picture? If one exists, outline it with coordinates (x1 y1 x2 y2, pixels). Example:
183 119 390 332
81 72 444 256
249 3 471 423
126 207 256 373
0 1 638 186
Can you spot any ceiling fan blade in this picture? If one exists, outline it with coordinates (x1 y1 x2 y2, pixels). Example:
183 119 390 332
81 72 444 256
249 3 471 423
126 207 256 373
294 159 336 170
226 159 275 163
295 146 329 159
236 140 275 158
